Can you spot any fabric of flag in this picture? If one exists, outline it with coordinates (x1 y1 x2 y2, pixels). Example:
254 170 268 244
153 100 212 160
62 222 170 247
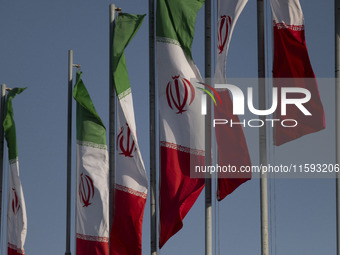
214 0 251 201
111 13 148 255
74 72 109 255
157 0 206 248
270 0 325 145
4 87 27 255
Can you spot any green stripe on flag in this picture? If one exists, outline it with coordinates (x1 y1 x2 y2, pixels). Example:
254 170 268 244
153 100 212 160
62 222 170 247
156 0 204 59
112 13 145 97
3 87 26 161
73 72 106 146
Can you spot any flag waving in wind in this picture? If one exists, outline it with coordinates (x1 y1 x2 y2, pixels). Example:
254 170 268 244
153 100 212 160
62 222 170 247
214 0 251 201
111 13 148 255
4 87 27 255
270 0 325 145
157 0 206 248
215 0 248 83
74 72 109 255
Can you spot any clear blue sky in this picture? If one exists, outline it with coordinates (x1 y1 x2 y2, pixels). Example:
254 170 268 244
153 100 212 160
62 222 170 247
0 0 336 254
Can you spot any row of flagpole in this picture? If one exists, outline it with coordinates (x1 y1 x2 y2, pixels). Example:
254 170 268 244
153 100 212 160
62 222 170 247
0 1 333 255
0 0 334 254
0 0 283 254
0 0 326 255
63 1 316 255
0 0 335 254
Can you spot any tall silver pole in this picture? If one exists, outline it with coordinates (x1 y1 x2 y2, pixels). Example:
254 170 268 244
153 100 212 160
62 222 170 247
109 4 116 253
149 0 157 253
257 1 269 255
0 84 6 243
65 50 73 255
335 0 340 254
205 0 212 254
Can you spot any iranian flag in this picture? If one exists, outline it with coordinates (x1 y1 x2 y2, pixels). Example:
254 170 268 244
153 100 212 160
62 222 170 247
157 0 205 248
74 72 109 255
270 0 325 145
214 0 251 201
4 88 27 255
215 0 248 83
110 13 148 255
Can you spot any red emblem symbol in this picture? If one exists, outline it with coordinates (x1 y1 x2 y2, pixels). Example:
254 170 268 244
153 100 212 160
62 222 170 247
117 123 136 158
12 188 20 215
166 75 195 114
79 173 95 207
217 15 232 54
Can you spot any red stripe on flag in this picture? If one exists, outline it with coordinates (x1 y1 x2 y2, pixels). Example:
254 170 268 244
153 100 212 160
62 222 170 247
214 91 251 201
76 236 108 255
8 247 24 255
159 144 205 248
273 24 325 145
110 188 146 255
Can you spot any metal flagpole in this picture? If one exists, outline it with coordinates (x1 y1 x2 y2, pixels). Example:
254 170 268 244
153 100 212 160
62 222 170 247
0 84 6 243
205 0 212 254
65 50 73 255
149 0 157 253
257 1 269 255
109 4 117 253
335 0 340 254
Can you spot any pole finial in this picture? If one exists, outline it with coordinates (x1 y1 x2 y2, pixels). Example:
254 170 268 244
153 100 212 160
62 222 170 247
72 64 81 71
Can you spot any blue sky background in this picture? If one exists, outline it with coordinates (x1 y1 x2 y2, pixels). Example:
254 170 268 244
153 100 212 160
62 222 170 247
0 0 336 254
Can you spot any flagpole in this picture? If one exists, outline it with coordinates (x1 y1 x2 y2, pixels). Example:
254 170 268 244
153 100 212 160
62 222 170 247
205 0 212 254
0 84 6 244
65 50 73 255
109 4 117 253
257 1 269 255
149 0 157 253
335 0 340 254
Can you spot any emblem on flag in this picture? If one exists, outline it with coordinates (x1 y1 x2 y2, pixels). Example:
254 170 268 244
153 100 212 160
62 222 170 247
11 188 20 215
79 173 95 207
166 75 195 114
117 123 136 158
217 15 232 54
